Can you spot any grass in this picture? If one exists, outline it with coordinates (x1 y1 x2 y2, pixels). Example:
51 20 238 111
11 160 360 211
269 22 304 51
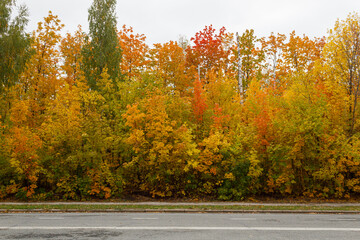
1 204 360 212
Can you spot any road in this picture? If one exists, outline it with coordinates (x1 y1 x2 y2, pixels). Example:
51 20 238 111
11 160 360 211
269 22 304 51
0 212 360 239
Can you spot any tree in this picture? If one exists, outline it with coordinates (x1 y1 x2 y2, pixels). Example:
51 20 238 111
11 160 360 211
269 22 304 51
283 31 325 74
0 0 32 125
150 41 190 95
118 25 149 79
7 122 42 198
0 0 31 93
192 77 207 123
18 11 64 126
123 91 198 197
323 12 360 137
82 0 122 90
4 12 64 199
60 26 86 86
186 25 231 82
262 33 286 92
234 29 265 95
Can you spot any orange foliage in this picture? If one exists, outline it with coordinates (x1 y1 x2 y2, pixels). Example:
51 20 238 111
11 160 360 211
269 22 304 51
3 10 360 201
151 41 191 94
8 126 42 198
192 77 207 123
118 25 149 79
212 103 230 131
186 25 231 81
60 26 86 85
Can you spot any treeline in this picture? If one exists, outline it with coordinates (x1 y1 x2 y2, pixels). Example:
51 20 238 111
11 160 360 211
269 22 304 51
1 0 360 200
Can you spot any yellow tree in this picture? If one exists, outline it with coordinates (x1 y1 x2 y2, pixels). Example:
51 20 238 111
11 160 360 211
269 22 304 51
283 31 325 74
39 82 83 199
191 72 242 197
6 12 64 199
123 90 198 197
323 12 360 137
77 69 124 199
19 11 64 123
317 12 360 197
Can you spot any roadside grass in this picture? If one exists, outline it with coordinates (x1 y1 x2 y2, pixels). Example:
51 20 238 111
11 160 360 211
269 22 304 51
1 204 360 212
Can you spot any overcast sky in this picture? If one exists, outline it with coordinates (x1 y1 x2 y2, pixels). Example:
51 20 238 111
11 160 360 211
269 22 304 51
19 0 360 45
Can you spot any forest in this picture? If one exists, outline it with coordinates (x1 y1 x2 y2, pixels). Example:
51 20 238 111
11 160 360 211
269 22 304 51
1 0 360 201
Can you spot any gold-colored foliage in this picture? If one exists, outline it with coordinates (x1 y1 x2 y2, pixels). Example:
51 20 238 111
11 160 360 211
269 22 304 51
2 10 360 200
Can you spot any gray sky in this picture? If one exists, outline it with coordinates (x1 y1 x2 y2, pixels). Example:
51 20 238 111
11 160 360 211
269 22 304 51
19 0 360 45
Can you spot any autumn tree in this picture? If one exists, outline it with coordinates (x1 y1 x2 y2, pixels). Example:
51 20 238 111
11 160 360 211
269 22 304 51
270 75 328 196
4 12 64 199
234 29 265 95
17 12 64 125
3 7 360 201
118 25 149 79
192 77 207 123
262 33 287 92
194 78 237 196
123 91 198 197
205 72 240 130
323 12 360 137
69 70 123 199
7 119 42 198
262 32 324 94
150 41 191 95
283 31 325 74
186 25 231 81
60 26 86 86
82 0 122 90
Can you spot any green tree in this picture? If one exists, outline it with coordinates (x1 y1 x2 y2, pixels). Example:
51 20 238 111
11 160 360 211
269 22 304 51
82 0 122 90
0 0 31 93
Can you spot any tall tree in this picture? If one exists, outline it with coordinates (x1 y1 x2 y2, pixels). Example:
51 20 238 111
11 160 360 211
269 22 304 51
235 29 265 95
19 11 64 123
4 12 63 199
0 0 31 125
323 12 360 137
82 0 122 90
262 33 286 92
0 0 31 93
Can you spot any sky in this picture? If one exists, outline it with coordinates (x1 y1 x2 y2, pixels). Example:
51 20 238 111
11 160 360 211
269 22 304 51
18 0 360 45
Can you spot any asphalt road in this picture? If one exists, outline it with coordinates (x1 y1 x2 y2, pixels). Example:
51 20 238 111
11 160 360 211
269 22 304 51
1 212 360 240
